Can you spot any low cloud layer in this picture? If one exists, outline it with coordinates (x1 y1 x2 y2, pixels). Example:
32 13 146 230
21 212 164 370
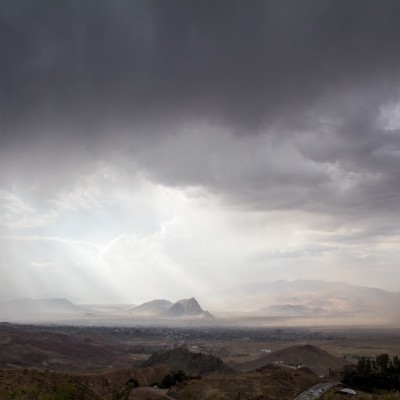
1 1 400 305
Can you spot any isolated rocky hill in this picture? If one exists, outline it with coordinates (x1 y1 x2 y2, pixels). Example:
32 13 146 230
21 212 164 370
130 299 174 315
131 297 213 318
165 298 213 318
237 344 349 376
142 348 230 376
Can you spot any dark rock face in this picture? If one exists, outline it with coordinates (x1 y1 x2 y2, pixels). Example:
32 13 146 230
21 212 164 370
165 298 213 318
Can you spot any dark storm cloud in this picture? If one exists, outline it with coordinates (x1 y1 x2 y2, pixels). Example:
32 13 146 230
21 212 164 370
2 0 400 136
1 0 400 223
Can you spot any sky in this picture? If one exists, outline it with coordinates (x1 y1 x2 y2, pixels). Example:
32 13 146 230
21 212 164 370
1 0 400 309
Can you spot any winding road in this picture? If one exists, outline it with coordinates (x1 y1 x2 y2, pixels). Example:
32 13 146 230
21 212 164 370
293 381 340 400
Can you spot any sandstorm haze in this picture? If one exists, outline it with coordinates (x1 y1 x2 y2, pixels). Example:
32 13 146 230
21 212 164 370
1 1 400 312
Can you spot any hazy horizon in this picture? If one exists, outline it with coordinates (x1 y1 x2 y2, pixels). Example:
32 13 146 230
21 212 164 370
2 277 399 304
1 1 400 312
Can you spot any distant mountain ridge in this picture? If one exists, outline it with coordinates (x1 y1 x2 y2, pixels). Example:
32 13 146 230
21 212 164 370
231 279 400 323
0 298 87 321
1 280 398 325
131 297 213 318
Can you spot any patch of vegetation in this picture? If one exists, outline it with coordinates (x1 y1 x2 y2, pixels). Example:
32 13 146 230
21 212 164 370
152 370 199 389
111 378 139 400
343 353 400 392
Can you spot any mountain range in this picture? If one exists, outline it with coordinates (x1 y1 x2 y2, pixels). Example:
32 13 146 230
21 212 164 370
228 279 400 324
0 280 399 325
0 297 213 322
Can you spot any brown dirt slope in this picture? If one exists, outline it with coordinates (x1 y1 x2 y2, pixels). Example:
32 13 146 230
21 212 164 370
0 323 137 370
236 344 349 376
168 365 321 400
142 348 231 376
0 366 171 399
75 365 169 397
132 387 175 400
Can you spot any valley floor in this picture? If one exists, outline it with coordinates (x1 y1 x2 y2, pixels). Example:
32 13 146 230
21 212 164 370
1 323 400 399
